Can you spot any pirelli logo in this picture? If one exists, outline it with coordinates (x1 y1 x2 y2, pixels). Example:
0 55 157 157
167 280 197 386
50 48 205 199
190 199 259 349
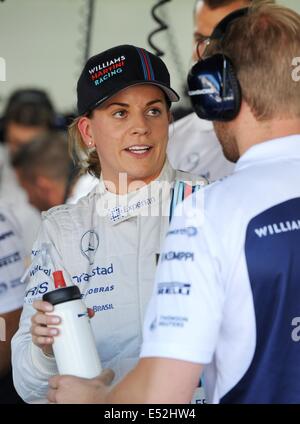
157 282 191 296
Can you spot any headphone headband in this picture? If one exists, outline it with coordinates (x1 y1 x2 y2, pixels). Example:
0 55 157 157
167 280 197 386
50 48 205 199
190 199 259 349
210 7 249 40
187 7 249 122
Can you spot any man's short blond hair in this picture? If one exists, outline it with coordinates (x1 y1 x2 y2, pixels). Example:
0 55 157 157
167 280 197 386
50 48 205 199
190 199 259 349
209 1 300 120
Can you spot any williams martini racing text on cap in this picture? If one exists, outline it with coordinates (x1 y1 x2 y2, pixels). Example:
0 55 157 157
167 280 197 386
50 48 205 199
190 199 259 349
77 44 180 115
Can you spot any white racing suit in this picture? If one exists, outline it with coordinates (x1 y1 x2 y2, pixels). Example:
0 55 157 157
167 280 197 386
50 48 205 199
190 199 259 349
12 160 207 403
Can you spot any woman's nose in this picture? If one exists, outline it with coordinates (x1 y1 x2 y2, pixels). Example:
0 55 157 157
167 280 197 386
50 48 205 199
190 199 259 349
130 114 150 136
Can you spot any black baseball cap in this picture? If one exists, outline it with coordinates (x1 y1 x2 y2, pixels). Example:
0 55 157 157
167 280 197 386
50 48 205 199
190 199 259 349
77 44 180 116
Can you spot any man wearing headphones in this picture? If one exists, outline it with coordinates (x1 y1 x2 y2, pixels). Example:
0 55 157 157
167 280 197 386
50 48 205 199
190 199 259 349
48 2 300 403
167 0 250 181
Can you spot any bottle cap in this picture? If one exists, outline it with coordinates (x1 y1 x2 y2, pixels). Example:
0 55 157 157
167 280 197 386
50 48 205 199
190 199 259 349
53 270 66 289
43 285 81 306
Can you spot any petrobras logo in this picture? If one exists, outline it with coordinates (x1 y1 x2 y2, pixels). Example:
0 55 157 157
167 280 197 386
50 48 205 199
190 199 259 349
24 281 49 303
160 251 194 262
157 282 191 296
81 284 114 299
80 230 99 265
166 227 198 238
92 303 114 313
72 264 114 283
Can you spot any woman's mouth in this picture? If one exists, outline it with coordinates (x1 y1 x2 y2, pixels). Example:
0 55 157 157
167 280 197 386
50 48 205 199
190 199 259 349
125 145 153 157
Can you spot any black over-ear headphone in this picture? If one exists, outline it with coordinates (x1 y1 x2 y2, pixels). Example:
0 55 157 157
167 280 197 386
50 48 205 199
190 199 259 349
187 7 249 122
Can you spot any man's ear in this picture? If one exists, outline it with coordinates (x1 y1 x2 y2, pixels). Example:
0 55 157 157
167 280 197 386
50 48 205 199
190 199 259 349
35 176 65 206
77 116 95 149
168 110 173 124
35 175 54 195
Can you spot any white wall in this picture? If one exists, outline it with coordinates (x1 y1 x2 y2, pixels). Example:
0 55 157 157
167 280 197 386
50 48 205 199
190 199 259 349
0 0 299 114
283 0 300 11
0 0 195 113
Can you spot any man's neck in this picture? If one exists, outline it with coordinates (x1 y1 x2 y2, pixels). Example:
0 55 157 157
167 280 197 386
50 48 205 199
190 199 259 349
236 105 300 156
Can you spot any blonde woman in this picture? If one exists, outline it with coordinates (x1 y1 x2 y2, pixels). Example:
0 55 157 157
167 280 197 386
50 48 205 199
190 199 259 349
12 45 207 402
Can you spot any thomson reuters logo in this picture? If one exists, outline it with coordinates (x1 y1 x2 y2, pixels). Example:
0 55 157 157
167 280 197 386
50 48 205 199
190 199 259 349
0 57 6 82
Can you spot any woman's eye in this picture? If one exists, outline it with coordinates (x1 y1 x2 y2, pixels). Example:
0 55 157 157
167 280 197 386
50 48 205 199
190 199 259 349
113 110 127 118
148 108 161 116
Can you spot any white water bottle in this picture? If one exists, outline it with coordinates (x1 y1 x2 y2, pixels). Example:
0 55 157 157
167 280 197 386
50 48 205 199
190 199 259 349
43 270 102 378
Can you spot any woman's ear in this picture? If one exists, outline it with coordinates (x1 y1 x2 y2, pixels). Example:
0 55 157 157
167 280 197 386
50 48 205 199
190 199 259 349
77 116 95 148
168 110 173 124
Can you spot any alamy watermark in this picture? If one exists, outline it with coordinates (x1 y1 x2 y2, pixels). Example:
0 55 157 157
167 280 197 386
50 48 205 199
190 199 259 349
95 173 206 226
291 57 300 82
291 317 300 342
0 317 6 341
0 57 6 82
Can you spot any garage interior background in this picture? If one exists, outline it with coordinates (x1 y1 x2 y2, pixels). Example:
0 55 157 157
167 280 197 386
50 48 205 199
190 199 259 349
0 0 299 116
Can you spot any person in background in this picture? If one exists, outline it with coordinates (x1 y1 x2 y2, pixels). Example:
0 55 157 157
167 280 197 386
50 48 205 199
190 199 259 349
12 44 207 403
1 89 55 156
0 89 56 255
167 0 251 180
0 204 26 403
46 1 300 404
12 131 98 211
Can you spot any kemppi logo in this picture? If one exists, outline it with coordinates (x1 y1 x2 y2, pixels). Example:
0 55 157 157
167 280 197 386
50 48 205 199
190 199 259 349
0 57 6 82
0 317 6 341
161 251 194 262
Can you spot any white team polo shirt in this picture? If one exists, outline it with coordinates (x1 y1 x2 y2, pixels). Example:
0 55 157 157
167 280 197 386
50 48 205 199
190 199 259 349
0 206 25 314
141 135 300 404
